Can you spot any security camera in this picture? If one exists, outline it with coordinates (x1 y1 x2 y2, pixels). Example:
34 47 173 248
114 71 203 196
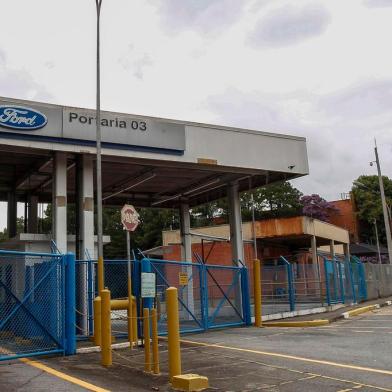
370 162 373 166
288 165 295 170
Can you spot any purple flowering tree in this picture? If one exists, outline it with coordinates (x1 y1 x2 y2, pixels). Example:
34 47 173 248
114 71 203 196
300 194 339 222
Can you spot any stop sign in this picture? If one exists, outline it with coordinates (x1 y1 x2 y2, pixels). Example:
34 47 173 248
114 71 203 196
121 204 140 232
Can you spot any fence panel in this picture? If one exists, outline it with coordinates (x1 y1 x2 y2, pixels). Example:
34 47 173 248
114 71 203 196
149 259 205 334
292 263 324 309
261 263 292 315
205 265 247 328
0 251 65 361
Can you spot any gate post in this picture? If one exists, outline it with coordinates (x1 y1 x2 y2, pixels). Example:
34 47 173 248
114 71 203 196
241 267 252 326
324 259 331 306
253 259 262 327
65 252 76 355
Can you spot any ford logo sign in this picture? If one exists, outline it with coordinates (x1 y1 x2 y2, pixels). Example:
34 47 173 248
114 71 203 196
0 105 47 130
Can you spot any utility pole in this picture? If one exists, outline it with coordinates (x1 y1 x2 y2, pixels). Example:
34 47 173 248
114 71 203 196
373 219 382 264
374 141 392 264
95 0 104 292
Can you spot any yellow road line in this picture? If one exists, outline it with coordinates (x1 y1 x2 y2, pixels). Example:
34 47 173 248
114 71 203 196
337 385 364 392
180 339 392 377
202 348 391 391
20 358 110 392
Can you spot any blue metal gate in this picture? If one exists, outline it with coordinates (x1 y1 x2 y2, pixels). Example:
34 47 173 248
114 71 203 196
0 250 75 361
146 258 251 333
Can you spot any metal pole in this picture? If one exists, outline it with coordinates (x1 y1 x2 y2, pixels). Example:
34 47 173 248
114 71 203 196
166 287 181 381
253 259 262 327
143 308 151 372
95 0 104 291
126 230 133 348
374 219 382 264
374 143 392 264
101 288 112 366
251 192 258 259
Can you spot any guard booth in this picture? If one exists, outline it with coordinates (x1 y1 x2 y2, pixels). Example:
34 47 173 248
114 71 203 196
0 96 309 354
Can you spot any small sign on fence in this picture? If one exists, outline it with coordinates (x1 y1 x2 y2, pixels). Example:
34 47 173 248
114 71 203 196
141 272 156 298
179 272 188 286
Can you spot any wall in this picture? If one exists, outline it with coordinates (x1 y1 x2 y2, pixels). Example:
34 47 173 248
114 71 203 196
329 198 360 243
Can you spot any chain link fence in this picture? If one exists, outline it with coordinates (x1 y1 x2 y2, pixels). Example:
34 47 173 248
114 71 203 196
0 251 65 360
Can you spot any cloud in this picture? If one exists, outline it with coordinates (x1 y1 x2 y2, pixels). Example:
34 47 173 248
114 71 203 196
363 0 392 8
0 49 52 101
205 80 392 200
118 45 153 80
151 0 245 35
247 3 331 48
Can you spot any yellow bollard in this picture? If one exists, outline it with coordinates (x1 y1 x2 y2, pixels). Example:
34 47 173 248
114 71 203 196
127 277 133 349
166 287 181 381
143 308 151 372
93 296 102 346
254 259 262 327
132 296 138 345
151 308 160 375
97 255 104 294
101 289 112 366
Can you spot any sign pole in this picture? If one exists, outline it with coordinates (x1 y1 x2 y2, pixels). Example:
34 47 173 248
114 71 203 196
126 229 133 348
121 204 140 348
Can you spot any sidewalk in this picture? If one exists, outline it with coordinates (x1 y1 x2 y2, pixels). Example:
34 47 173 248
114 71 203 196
263 296 392 325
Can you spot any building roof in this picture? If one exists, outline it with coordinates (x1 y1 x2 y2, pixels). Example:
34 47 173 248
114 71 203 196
350 242 388 255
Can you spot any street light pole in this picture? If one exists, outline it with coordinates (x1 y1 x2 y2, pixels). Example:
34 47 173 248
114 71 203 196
374 142 392 264
95 0 104 292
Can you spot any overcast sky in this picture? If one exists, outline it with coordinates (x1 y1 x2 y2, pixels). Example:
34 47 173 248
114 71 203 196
1 0 392 227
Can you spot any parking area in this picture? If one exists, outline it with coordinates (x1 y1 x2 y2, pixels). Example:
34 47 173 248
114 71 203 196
1 306 391 391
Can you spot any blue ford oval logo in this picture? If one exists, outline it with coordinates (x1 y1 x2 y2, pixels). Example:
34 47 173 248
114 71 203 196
0 105 47 130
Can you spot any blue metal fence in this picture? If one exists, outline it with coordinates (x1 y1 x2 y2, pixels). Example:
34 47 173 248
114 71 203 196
76 256 251 338
0 250 75 361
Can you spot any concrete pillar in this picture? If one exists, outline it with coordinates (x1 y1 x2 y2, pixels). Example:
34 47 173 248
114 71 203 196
77 154 95 334
329 240 335 260
227 182 243 311
81 155 95 260
179 202 194 316
27 195 39 233
7 190 17 239
53 152 67 253
343 243 350 261
311 235 317 264
227 182 244 265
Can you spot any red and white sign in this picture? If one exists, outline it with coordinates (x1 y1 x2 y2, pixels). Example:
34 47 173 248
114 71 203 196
121 204 140 232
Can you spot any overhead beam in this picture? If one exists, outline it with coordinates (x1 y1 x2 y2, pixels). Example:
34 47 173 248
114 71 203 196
16 157 53 189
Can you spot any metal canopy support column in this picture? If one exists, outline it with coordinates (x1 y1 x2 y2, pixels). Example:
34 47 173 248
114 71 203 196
53 152 67 254
227 182 244 266
180 202 194 316
27 195 39 234
7 190 17 239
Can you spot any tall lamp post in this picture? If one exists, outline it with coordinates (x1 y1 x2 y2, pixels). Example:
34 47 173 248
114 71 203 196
372 141 392 264
95 0 104 292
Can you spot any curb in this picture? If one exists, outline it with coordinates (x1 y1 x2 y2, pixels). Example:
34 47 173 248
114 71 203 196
264 319 329 328
339 300 392 320
342 304 379 319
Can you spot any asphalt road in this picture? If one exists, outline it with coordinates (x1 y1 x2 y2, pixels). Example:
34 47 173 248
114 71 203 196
0 306 391 391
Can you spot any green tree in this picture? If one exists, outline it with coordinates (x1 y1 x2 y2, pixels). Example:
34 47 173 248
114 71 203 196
241 181 303 221
102 207 179 258
352 175 392 244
